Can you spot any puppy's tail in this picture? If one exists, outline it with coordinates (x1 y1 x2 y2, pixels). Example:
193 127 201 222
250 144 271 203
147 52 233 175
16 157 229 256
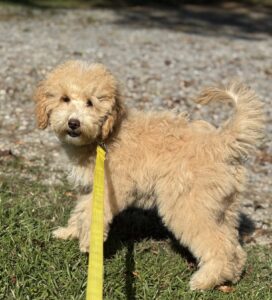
196 82 265 160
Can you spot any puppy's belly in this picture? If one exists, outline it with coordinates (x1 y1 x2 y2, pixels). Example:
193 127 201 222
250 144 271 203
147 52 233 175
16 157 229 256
128 186 157 210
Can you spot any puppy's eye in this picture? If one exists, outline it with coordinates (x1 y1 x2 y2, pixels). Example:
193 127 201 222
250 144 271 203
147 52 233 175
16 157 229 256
61 96 70 103
87 99 93 107
97 95 107 101
45 92 55 98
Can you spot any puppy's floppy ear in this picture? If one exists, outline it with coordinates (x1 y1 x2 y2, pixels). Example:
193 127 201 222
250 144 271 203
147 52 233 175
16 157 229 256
101 92 126 140
33 81 56 129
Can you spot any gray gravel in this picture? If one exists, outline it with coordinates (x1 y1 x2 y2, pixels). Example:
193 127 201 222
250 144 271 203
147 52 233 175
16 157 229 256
0 4 271 245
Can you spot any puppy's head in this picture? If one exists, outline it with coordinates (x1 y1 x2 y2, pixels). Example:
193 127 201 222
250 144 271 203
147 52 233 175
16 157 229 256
34 60 125 146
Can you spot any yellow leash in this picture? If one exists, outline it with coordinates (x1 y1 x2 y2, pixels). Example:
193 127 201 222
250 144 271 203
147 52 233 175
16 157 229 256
86 145 106 300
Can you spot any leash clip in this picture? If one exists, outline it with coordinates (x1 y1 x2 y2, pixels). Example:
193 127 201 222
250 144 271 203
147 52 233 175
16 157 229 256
98 141 107 153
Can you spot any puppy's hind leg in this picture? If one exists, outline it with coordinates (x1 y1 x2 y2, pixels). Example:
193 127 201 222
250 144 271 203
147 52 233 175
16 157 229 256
158 190 246 290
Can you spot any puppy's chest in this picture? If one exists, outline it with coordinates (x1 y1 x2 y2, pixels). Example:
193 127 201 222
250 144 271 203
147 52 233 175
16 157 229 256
68 163 94 190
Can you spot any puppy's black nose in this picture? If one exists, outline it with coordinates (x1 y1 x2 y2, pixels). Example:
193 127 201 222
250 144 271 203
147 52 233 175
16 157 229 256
68 118 80 130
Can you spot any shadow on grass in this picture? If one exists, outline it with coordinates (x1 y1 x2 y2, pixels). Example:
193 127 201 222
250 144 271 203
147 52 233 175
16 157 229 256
104 208 195 299
124 241 136 300
104 207 255 299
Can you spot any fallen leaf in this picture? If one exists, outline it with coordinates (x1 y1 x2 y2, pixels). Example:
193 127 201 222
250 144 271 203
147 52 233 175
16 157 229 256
132 271 139 277
0 149 13 157
245 265 254 276
183 80 195 88
151 249 159 255
10 275 16 284
254 228 271 237
265 68 272 76
15 140 25 145
243 235 256 244
256 150 272 164
253 201 264 210
217 285 236 293
65 192 76 198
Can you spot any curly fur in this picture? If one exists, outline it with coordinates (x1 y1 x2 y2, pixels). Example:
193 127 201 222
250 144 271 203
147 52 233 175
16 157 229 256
34 60 265 290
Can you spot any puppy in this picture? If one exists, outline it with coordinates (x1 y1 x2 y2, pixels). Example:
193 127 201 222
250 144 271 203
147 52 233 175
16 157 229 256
34 60 264 290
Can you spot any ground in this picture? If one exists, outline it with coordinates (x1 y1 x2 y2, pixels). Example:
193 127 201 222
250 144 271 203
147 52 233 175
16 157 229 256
0 1 271 299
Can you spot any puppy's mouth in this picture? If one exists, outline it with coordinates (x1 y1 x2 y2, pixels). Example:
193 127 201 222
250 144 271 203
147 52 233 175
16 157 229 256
67 130 81 138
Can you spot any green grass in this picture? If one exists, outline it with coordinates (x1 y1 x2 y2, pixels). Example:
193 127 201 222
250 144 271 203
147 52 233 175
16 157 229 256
0 157 271 299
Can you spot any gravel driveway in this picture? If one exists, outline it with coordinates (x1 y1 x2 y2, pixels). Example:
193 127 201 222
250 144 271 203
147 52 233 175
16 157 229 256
0 3 271 244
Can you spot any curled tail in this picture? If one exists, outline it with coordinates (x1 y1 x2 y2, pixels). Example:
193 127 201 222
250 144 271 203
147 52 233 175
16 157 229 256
196 82 265 160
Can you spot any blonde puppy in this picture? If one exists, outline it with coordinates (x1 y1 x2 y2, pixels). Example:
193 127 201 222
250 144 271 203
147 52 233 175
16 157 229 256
34 60 264 290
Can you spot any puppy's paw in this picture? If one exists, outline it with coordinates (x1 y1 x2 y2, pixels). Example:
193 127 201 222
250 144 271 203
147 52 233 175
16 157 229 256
79 241 89 253
189 270 218 291
78 231 108 253
190 276 210 291
52 226 77 240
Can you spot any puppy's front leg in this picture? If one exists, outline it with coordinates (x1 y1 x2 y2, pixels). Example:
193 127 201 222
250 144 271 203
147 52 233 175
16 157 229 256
53 192 113 253
52 194 90 241
77 192 114 252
